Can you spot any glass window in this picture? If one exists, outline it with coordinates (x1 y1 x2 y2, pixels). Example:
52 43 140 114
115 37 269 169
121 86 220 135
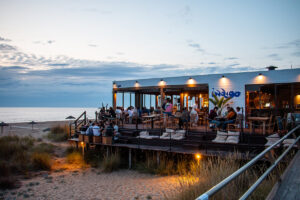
116 92 123 107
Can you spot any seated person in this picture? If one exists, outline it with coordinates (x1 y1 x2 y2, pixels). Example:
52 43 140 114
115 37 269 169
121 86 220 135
85 122 94 136
112 122 120 141
179 107 190 129
92 122 101 136
208 107 218 120
222 107 237 130
104 121 114 137
209 107 220 128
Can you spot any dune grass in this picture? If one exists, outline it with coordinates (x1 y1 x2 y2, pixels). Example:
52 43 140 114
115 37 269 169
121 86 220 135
164 153 287 200
47 124 69 142
102 152 121 172
0 136 55 189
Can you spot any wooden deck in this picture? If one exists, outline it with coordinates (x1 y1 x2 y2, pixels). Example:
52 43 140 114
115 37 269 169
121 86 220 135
69 126 269 158
267 151 300 200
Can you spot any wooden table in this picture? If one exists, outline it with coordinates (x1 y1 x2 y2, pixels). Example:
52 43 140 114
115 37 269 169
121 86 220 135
248 117 269 135
142 114 161 129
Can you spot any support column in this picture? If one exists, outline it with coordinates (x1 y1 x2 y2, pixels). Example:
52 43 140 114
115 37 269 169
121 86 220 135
180 92 184 111
130 93 132 107
113 91 117 109
156 151 160 166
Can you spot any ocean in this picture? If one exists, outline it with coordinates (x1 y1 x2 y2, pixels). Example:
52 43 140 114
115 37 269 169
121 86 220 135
0 107 98 123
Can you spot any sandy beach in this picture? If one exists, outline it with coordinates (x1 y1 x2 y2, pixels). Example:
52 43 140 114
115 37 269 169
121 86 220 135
0 121 179 200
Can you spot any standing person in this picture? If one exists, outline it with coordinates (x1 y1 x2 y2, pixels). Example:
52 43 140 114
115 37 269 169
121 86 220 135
164 99 173 116
179 107 190 129
128 107 133 124
109 107 116 118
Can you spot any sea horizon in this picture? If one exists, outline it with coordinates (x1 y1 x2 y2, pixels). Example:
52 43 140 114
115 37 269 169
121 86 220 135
0 107 99 123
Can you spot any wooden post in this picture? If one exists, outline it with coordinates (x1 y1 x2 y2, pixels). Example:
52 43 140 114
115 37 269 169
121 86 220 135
113 92 117 109
155 95 158 108
180 92 184 111
106 147 109 157
157 151 160 166
129 148 132 169
130 93 132 107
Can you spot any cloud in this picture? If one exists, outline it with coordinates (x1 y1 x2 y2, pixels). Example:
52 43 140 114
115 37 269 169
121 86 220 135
0 43 259 107
188 42 205 53
0 36 11 42
33 40 55 45
88 44 98 47
267 53 282 61
227 63 240 67
225 57 238 60
47 40 55 44
291 51 300 57
272 39 300 53
0 44 17 51
82 8 112 14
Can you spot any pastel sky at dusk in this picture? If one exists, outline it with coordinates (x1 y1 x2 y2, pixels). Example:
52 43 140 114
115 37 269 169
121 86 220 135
0 0 300 107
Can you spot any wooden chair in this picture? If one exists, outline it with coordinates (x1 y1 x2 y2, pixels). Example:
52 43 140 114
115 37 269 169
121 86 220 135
227 114 244 131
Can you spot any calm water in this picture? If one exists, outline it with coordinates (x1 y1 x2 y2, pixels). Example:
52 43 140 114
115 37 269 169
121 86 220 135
0 107 98 123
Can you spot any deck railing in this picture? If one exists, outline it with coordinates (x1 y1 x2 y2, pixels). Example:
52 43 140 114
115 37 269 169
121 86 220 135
72 111 87 136
196 125 300 200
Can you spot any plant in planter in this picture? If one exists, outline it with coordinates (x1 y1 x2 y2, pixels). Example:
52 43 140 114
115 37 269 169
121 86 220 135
209 93 232 116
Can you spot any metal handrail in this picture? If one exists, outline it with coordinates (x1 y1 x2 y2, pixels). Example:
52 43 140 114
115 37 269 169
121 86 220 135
196 125 300 200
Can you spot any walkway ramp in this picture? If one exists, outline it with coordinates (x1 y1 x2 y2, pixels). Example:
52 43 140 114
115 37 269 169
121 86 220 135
267 150 300 200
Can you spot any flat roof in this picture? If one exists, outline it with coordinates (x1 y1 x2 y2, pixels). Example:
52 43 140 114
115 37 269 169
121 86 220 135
114 68 300 89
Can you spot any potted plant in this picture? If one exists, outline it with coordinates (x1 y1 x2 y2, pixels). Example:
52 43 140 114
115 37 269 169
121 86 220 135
209 93 232 116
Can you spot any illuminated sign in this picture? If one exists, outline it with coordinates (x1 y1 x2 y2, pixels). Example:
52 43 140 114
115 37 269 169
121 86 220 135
212 88 241 98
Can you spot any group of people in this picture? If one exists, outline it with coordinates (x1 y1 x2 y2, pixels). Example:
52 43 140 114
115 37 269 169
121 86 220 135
96 103 242 131
208 106 243 131
80 119 120 141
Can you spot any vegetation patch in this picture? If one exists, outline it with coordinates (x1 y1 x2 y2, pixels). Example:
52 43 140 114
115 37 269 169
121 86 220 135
47 125 69 142
31 153 52 170
0 136 54 189
102 152 121 172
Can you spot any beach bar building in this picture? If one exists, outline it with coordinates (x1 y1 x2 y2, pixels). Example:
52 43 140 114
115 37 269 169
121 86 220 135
113 67 300 121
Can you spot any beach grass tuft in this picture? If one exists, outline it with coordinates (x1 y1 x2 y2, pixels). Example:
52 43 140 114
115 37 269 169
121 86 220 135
0 136 54 189
165 153 284 200
31 152 52 170
66 151 88 168
102 152 121 172
47 125 69 142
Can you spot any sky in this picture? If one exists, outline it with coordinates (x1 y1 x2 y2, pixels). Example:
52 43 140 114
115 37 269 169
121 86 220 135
0 0 300 107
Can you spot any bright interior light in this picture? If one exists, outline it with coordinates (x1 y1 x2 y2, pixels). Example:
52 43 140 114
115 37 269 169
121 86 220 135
159 79 166 86
134 81 140 87
195 153 201 160
187 77 196 85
